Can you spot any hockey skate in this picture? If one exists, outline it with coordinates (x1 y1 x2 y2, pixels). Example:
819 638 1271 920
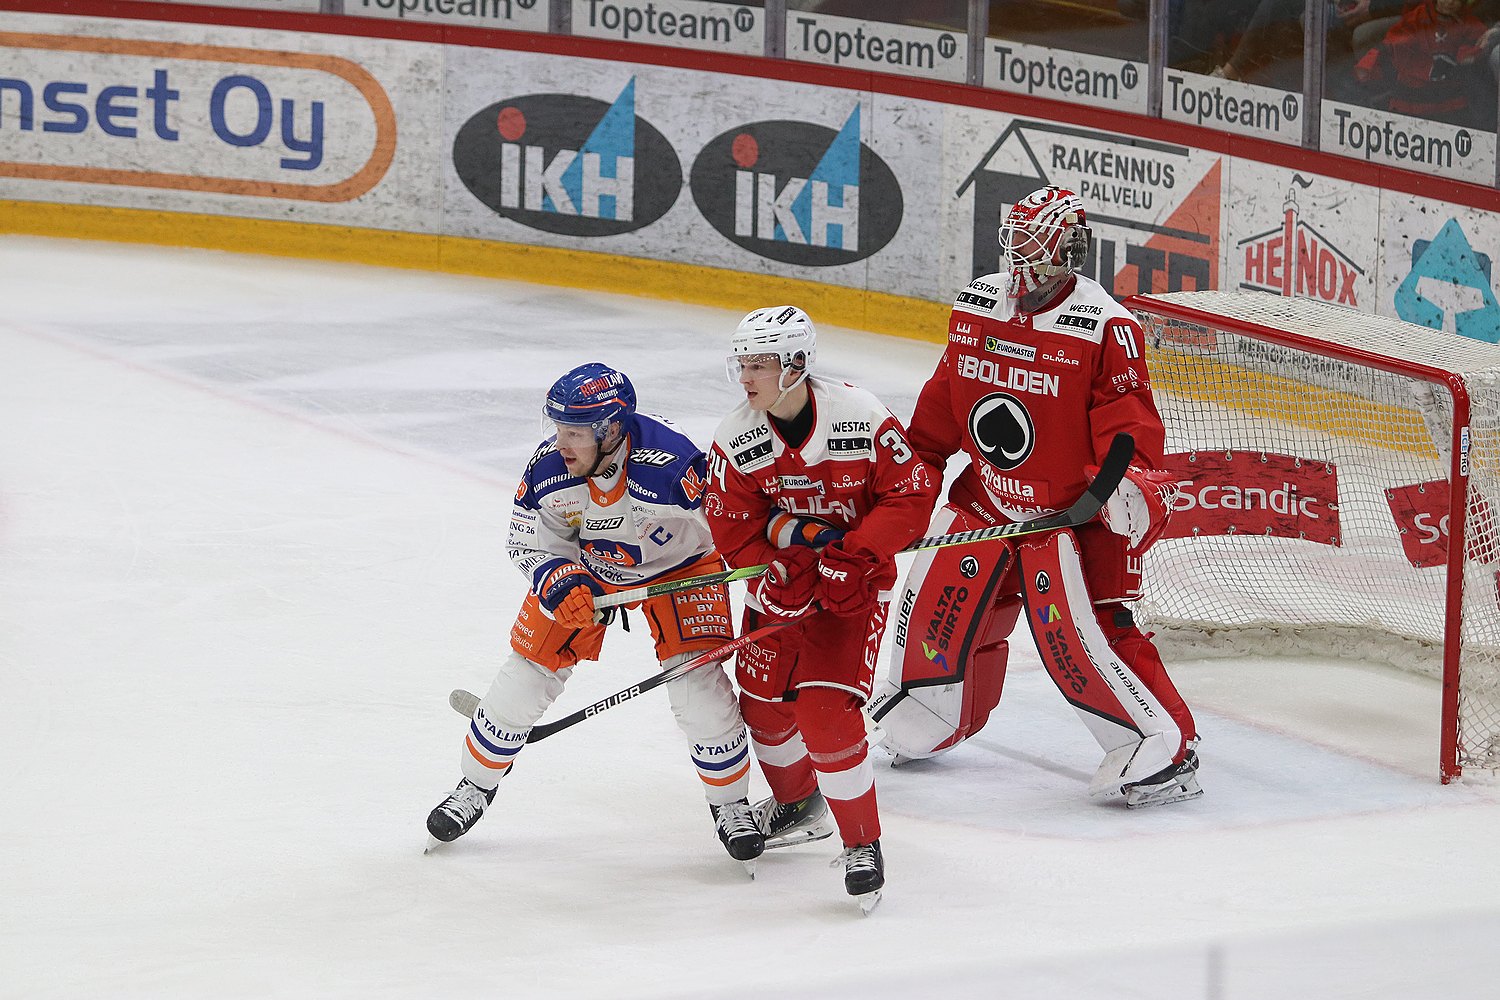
711 799 765 877
833 840 884 914
1122 750 1203 809
425 778 498 852
755 789 833 850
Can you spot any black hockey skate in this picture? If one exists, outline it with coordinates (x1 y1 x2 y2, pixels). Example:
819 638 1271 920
711 799 765 875
425 778 497 851
834 840 884 914
1122 749 1203 809
756 789 833 849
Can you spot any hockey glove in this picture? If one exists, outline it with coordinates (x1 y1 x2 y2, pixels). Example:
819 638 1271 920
1098 464 1181 551
538 562 607 630
766 510 846 550
752 545 820 620
814 541 888 618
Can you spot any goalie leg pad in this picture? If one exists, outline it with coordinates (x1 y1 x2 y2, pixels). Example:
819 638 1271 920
1018 530 1182 781
868 505 1020 759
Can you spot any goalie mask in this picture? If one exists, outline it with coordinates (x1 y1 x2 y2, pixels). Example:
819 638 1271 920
999 186 1091 300
726 305 817 399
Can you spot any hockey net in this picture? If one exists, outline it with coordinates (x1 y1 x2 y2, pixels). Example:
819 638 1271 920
1126 290 1500 782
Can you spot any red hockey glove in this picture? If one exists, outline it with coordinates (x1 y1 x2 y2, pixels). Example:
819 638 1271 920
814 541 886 617
538 562 605 629
752 545 819 620
1098 464 1181 552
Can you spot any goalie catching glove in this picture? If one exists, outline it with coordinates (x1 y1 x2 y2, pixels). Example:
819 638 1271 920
538 562 614 629
1097 464 1180 551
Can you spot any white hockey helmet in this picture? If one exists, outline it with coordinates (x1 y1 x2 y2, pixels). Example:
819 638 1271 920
999 185 1091 299
725 305 817 392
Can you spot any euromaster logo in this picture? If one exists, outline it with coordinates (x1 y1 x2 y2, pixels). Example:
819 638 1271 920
689 106 903 265
452 79 681 236
0 31 395 200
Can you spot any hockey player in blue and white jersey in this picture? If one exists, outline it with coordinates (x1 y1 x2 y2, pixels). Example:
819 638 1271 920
426 363 763 865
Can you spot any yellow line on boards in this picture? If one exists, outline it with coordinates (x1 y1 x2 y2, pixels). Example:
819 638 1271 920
0 200 951 344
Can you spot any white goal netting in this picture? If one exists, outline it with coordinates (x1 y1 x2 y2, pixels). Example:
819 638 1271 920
1129 291 1500 780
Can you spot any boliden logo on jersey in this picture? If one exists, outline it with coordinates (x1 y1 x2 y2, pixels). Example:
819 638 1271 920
958 356 1059 397
1055 314 1098 331
690 106 902 266
631 448 676 466
784 495 857 520
453 79 681 236
983 336 1038 362
969 392 1034 471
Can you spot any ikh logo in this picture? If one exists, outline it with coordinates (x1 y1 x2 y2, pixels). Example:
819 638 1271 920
452 79 681 236
690 106 903 265
1236 176 1364 306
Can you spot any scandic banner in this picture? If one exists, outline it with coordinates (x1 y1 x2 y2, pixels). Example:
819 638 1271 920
1160 451 1341 544
1385 478 1500 568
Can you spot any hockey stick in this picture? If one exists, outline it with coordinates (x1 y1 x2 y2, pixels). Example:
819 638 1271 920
592 431 1137 609
448 617 796 743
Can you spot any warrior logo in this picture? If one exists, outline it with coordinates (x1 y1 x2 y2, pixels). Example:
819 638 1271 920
968 392 1034 471
690 106 903 265
453 79 681 236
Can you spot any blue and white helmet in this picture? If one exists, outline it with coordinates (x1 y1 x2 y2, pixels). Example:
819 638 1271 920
542 363 636 441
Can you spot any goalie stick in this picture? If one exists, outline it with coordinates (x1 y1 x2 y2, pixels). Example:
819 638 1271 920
448 618 795 743
449 434 1136 741
592 432 1138 609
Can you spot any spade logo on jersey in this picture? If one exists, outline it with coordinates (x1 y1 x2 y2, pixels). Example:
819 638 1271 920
968 392 1034 471
690 106 903 265
453 79 681 236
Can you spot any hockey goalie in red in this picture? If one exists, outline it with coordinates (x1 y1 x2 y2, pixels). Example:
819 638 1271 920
705 306 937 910
868 185 1203 808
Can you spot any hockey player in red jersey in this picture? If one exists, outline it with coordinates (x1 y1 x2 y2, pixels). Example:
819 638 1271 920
867 186 1203 808
705 306 938 909
426 363 765 864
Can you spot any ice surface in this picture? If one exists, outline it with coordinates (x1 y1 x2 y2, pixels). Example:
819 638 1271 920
3 237 1498 999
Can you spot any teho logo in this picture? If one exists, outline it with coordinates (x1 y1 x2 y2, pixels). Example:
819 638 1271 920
690 106 902 265
452 79 680 236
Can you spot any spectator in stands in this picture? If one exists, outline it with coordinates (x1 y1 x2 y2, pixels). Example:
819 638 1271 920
1211 0 1408 83
1354 0 1500 125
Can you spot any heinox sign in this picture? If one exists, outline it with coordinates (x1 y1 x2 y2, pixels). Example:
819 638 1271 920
690 106 903 265
452 79 681 236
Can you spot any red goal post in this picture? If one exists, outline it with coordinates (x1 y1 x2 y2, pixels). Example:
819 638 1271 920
1125 290 1500 782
